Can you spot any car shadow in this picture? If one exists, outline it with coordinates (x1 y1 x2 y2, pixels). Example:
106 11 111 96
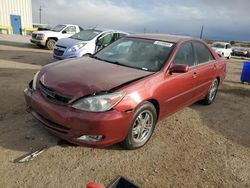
0 49 54 66
191 85 250 148
0 40 45 49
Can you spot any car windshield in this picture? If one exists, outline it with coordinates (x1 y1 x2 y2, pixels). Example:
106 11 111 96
51 25 66 32
93 37 174 72
212 43 225 48
70 29 102 41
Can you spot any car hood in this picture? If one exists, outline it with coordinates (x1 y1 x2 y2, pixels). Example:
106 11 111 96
39 57 153 100
33 30 60 35
212 47 224 51
56 37 87 48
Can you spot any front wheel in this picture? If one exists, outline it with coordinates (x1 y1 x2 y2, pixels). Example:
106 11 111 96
46 39 56 50
202 78 219 105
121 102 157 149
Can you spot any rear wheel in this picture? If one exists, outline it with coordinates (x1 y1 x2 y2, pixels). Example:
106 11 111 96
46 39 56 50
202 78 219 105
121 102 157 149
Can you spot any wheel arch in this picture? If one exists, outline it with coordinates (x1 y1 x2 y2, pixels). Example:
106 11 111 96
216 76 221 85
46 37 58 41
147 99 160 121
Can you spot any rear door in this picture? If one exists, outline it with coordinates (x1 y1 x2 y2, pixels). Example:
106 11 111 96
61 26 77 38
225 44 232 57
192 41 217 98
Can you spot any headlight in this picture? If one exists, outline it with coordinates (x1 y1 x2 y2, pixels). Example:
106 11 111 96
32 71 40 90
72 91 125 112
67 43 86 52
36 34 44 40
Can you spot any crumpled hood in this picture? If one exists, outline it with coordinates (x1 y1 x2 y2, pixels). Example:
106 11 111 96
39 57 153 100
56 37 86 48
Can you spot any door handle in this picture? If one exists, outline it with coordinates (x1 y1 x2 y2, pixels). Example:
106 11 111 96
193 72 197 78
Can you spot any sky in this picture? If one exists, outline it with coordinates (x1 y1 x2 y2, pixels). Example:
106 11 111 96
32 0 250 41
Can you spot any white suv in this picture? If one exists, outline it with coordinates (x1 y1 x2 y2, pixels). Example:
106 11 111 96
211 42 232 59
31 24 83 50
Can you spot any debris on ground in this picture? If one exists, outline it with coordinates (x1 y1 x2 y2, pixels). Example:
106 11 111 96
14 146 47 163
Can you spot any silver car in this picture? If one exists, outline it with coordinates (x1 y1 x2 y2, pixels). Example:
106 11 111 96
53 29 128 60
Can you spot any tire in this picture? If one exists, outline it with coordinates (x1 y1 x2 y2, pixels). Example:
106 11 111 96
227 54 231 59
202 78 219 105
46 39 56 50
121 102 157 149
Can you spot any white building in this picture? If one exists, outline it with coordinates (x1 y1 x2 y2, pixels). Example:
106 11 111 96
0 0 33 35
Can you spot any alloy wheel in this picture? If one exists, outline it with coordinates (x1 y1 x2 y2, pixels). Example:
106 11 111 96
132 110 154 143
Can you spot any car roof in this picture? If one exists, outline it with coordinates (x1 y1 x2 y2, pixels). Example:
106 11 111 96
63 24 79 26
127 33 195 43
212 42 230 45
84 28 128 34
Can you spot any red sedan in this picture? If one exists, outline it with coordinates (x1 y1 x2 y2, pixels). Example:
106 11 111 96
24 34 226 149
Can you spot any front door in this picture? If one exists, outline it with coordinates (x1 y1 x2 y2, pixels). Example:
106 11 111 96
161 42 198 115
10 15 22 34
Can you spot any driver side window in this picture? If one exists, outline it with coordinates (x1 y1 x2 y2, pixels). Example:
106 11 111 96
173 42 195 67
99 33 114 46
63 26 76 34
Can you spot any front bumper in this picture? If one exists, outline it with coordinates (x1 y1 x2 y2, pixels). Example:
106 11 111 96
30 39 46 46
24 88 134 147
53 50 80 60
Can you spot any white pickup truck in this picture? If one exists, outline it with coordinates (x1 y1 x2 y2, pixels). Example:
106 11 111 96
30 24 83 50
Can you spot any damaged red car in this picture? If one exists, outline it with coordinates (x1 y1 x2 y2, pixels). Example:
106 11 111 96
24 34 226 149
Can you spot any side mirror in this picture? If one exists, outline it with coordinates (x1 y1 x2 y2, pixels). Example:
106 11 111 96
62 30 67 34
169 64 189 74
96 39 102 46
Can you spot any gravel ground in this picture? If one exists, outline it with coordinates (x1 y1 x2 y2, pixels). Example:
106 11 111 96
0 34 250 188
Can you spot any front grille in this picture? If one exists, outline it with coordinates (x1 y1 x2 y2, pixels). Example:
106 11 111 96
54 48 64 56
55 44 67 49
32 33 37 39
39 82 72 104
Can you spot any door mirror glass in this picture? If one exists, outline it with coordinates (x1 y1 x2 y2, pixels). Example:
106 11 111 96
169 64 189 74
62 30 67 34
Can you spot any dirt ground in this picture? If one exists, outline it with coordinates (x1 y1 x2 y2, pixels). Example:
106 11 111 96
0 34 250 188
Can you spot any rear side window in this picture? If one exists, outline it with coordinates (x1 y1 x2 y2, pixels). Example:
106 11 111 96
226 44 231 49
173 42 195 67
193 41 214 64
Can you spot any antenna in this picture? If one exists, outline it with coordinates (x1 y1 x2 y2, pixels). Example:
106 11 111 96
200 25 204 39
91 24 98 30
39 6 42 24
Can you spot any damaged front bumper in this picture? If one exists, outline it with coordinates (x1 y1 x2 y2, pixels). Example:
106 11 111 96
24 88 134 147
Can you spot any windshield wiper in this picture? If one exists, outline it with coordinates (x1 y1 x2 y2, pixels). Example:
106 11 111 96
103 60 150 71
90 56 103 61
90 57 154 72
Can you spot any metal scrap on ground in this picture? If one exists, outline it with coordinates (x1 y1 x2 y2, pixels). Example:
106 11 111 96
14 146 47 163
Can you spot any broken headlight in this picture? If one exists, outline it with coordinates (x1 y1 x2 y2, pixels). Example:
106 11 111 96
72 91 125 112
